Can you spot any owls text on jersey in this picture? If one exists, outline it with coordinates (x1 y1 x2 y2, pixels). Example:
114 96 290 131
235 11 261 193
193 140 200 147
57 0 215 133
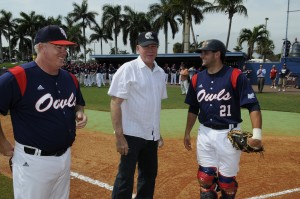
185 66 258 127
0 62 85 152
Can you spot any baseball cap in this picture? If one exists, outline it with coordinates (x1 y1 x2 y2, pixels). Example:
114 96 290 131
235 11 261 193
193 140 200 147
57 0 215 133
138 31 159 47
34 25 76 46
195 39 226 55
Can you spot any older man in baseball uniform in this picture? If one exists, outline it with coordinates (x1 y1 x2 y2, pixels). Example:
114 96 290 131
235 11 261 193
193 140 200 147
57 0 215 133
0 25 87 199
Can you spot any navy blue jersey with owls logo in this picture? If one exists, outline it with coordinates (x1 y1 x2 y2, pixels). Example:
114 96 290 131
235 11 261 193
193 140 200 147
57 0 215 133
0 61 85 152
185 65 258 126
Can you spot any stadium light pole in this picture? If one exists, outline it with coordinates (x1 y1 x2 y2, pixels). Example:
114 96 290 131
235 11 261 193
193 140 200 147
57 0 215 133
263 18 269 62
265 18 269 30
284 0 290 62
284 0 300 61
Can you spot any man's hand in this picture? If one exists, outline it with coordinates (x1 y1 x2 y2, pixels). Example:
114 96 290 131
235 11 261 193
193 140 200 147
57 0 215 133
76 111 88 129
184 134 192 151
115 133 129 156
158 137 164 148
247 138 262 150
0 138 14 157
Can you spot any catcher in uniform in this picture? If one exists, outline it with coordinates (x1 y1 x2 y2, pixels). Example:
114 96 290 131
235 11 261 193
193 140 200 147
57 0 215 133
183 39 263 198
0 25 87 199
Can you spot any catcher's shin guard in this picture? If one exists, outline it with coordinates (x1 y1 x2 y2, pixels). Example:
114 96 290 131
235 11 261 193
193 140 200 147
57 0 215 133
218 173 238 199
198 166 218 199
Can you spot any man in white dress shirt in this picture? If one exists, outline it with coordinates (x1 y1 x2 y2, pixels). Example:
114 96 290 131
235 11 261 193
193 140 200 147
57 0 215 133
108 31 167 199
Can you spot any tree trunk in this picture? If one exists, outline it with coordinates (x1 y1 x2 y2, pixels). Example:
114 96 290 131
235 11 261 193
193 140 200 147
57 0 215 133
8 34 12 61
114 32 118 54
100 39 103 55
31 36 34 60
0 33 3 60
190 22 196 48
164 23 168 54
83 27 86 63
183 13 190 53
226 17 233 50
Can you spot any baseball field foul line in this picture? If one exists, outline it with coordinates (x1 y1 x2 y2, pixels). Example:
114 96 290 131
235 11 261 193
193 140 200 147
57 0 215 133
70 171 113 191
70 171 299 198
70 171 137 198
245 187 300 199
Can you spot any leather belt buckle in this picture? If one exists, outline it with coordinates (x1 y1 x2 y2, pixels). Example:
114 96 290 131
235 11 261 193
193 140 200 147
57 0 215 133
24 147 67 156
24 147 36 155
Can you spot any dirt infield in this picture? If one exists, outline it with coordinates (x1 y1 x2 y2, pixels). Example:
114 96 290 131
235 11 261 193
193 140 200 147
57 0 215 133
1 116 300 199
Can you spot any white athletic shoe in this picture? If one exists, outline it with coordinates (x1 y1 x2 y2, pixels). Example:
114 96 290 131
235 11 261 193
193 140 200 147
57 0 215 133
274 86 277 89
270 86 273 88
278 89 281 92
283 89 286 92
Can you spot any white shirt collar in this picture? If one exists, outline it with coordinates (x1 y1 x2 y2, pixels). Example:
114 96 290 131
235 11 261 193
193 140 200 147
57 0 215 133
137 56 159 72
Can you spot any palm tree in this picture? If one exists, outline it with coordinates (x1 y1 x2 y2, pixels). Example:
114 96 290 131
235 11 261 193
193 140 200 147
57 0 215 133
11 23 32 61
238 24 268 59
0 10 15 61
233 45 243 52
122 6 152 54
172 0 212 53
63 16 84 61
15 11 45 58
0 12 7 61
90 24 112 55
102 4 123 54
45 15 63 26
148 0 179 53
255 38 275 61
68 0 98 62
204 0 248 50
173 42 183 53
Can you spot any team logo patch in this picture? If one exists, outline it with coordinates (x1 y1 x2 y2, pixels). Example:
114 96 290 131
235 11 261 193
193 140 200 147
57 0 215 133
145 32 154 40
59 27 67 39
37 85 45 90
201 41 208 48
248 92 255 99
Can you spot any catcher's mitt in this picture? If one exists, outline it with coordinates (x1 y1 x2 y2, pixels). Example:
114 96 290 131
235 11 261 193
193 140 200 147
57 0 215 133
227 130 264 153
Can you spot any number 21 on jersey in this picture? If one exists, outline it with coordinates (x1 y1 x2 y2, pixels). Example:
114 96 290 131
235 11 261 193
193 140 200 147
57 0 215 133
220 105 231 117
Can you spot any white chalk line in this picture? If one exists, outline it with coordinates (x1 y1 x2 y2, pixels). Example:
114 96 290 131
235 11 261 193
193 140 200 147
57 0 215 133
245 187 300 199
70 171 137 198
70 171 299 199
70 171 113 191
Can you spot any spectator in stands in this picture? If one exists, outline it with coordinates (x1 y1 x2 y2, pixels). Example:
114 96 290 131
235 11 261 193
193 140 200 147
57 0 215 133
242 65 252 81
180 63 189 95
278 63 291 92
188 66 197 80
269 65 278 89
170 64 177 85
256 64 266 93
163 63 170 84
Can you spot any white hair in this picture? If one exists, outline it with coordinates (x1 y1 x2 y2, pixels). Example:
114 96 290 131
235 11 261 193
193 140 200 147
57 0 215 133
34 44 40 54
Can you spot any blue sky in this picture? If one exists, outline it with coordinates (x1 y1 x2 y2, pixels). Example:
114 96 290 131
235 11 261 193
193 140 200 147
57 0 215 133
1 0 299 56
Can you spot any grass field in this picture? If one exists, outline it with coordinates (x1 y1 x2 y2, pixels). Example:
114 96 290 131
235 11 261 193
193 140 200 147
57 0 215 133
0 173 14 199
81 85 300 113
1 78 299 198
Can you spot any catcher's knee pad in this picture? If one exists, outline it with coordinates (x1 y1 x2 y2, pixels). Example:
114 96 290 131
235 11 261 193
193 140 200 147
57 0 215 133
218 173 238 199
198 166 218 198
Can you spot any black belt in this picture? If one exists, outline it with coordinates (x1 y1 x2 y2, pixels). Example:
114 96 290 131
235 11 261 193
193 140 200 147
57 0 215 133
24 147 68 156
203 123 237 130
